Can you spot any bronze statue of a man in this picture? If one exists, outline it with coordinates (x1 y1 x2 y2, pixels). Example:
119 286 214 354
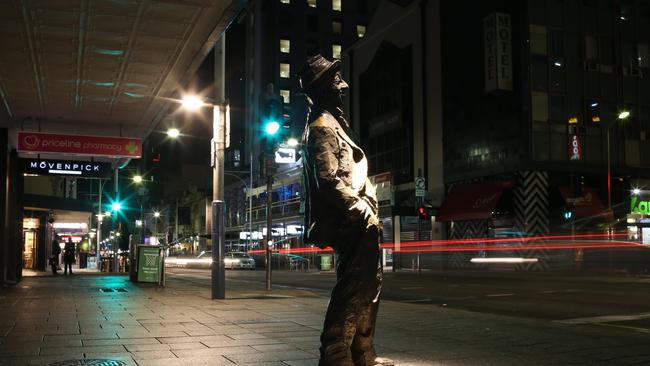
298 55 393 366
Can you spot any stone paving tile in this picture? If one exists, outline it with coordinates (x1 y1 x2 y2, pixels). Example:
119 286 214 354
130 350 177 360
173 346 256 357
135 356 234 366
225 350 315 364
82 337 161 346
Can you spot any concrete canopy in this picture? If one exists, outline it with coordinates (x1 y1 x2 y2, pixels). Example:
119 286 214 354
0 0 244 143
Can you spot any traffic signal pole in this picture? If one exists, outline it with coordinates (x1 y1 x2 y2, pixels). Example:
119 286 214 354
266 174 273 291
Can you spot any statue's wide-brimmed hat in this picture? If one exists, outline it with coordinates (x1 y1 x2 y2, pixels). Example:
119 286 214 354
298 54 340 91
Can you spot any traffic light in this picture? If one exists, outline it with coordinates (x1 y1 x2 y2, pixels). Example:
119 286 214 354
111 202 122 212
418 206 427 218
563 209 573 220
264 119 280 136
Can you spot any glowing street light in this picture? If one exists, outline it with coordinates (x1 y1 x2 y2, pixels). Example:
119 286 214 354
153 211 161 218
132 175 143 184
618 110 630 120
181 96 204 110
167 128 180 138
287 138 299 147
633 188 641 195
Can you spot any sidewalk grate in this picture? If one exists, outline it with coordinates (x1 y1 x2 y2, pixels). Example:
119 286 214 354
99 288 128 293
47 359 126 366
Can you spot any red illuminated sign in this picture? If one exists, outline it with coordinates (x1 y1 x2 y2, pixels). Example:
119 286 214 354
17 132 141 158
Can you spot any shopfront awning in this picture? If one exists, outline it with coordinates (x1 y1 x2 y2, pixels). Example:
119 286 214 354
436 181 513 222
558 186 605 218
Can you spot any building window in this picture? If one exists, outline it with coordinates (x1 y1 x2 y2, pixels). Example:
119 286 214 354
280 0 290 3
332 44 341 59
532 91 549 122
280 39 290 53
333 0 341 11
307 14 318 32
529 25 547 55
332 21 342 34
280 63 290 78
306 39 319 56
585 35 598 60
638 43 649 68
308 0 316 8
357 25 366 38
280 89 290 104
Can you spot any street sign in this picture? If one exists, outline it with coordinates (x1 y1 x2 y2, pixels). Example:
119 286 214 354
17 132 142 158
137 245 161 283
415 177 426 197
21 158 111 177
275 147 296 163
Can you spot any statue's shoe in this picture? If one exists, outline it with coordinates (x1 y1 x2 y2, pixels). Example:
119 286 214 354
355 357 394 366
372 357 395 366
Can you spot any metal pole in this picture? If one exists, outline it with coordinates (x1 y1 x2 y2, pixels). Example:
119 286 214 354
113 168 119 273
607 127 611 211
211 104 226 300
96 180 102 271
266 175 272 291
249 154 253 252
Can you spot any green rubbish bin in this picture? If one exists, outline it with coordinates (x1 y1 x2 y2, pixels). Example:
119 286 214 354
320 254 332 271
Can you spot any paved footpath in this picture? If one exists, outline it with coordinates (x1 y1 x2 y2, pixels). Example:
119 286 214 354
2 273 650 366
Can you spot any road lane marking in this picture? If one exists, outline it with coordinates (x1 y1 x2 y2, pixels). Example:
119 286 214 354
402 298 432 303
594 323 650 333
486 293 514 297
556 312 650 325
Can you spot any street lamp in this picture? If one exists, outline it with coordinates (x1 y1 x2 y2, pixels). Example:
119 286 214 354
153 211 161 218
167 128 180 138
179 94 227 300
132 175 143 184
607 110 630 212
287 138 299 147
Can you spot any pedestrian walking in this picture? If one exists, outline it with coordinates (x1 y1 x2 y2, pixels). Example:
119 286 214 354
63 237 75 275
298 55 393 366
50 236 61 275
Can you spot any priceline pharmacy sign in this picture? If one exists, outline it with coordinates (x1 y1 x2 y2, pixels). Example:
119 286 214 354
22 158 110 178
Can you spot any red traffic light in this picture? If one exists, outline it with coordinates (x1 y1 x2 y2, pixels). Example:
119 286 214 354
418 207 426 217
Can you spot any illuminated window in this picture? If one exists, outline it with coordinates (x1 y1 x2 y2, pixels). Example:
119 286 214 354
308 0 316 7
332 21 342 34
280 0 290 3
280 89 290 104
332 44 341 59
357 25 366 38
280 39 290 53
280 63 290 78
333 0 341 11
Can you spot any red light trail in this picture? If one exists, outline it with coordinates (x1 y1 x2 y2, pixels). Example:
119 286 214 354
245 233 646 255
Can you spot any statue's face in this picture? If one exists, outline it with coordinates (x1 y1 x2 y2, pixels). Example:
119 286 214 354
331 72 349 97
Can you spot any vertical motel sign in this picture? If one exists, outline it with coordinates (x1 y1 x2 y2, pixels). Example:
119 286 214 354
569 135 582 160
484 13 513 92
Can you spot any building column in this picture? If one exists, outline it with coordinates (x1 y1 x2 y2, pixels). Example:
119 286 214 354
5 149 23 283
514 171 550 271
0 129 7 283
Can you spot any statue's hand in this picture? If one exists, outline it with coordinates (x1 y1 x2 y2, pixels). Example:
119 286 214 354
349 200 379 229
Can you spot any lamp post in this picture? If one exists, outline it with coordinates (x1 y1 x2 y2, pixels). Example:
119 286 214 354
606 110 631 212
177 95 228 300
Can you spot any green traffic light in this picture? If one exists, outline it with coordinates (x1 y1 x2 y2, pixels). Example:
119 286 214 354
111 202 122 212
265 120 280 136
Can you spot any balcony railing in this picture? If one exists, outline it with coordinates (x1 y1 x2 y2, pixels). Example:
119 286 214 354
226 197 301 228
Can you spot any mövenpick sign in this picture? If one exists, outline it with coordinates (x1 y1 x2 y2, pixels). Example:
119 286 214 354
17 132 141 158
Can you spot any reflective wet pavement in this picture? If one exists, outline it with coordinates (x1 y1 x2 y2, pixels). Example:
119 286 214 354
2 273 650 365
